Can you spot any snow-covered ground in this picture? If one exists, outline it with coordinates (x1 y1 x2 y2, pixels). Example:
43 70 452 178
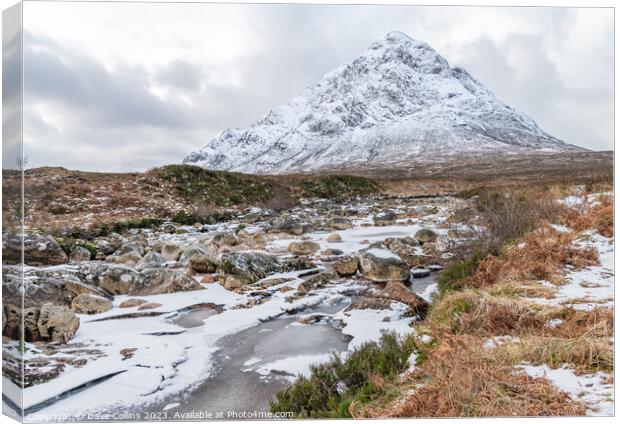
9 218 439 421
516 364 614 416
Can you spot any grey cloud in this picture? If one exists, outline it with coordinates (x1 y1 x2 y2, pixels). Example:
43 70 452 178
458 33 613 151
157 59 205 92
17 5 614 172
24 32 189 129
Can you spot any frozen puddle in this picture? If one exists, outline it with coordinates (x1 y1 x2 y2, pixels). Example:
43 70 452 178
147 310 351 418
172 308 219 328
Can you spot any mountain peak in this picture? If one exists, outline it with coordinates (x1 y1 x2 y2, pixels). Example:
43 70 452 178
185 32 579 174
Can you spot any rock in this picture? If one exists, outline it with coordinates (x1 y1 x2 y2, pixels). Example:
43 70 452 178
119 241 144 256
322 248 344 256
223 274 253 290
138 302 162 311
287 241 320 256
328 217 353 230
95 239 116 255
384 237 424 267
120 348 137 360
2 264 109 309
69 246 92 262
71 293 113 314
428 264 444 272
332 256 360 277
2 304 21 339
23 307 42 341
106 233 126 251
1 306 5 333
326 233 342 242
135 251 164 271
414 228 438 244
209 232 237 249
422 242 437 254
188 254 219 274
273 215 304 235
107 252 142 267
99 266 140 295
200 274 218 284
37 303 80 343
160 222 178 234
411 268 431 278
219 252 281 285
381 281 428 316
130 269 203 295
2 233 68 266
357 249 409 282
161 243 183 262
119 298 148 308
179 244 210 265
297 272 338 293
373 210 397 226
345 296 393 311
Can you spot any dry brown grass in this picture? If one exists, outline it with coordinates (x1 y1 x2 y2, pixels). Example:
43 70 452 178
365 187 613 419
494 335 613 373
428 289 562 337
467 226 598 288
560 194 613 237
381 336 586 417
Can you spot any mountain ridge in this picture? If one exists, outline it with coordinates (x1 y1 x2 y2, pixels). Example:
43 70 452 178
185 31 581 174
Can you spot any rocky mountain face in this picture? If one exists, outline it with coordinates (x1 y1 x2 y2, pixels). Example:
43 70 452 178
185 31 580 174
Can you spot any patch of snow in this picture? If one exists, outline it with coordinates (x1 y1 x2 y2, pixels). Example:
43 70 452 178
516 364 613 416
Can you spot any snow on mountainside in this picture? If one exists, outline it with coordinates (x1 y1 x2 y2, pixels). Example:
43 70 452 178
185 31 580 174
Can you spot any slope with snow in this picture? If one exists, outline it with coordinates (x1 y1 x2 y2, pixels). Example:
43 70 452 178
185 31 579 174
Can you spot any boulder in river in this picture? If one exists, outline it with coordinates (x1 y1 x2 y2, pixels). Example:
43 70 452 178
380 281 428 317
99 266 140 295
71 293 113 314
135 251 165 271
357 248 409 282
287 241 320 256
411 268 431 278
273 215 304 235
2 304 21 339
107 252 142 267
219 251 281 287
70 246 92 262
24 307 42 342
188 254 220 274
119 241 144 256
179 244 211 265
373 210 397 226
37 303 80 343
332 256 360 277
161 243 183 262
326 233 342 242
414 228 438 244
2 233 68 266
119 298 149 308
130 269 204 295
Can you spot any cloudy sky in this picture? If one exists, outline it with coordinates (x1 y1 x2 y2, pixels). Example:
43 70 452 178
7 2 614 171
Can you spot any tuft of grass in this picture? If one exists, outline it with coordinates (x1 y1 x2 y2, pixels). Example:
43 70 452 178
437 251 485 294
270 333 415 418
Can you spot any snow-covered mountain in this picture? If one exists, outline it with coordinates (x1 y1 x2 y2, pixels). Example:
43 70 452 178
185 31 580 174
